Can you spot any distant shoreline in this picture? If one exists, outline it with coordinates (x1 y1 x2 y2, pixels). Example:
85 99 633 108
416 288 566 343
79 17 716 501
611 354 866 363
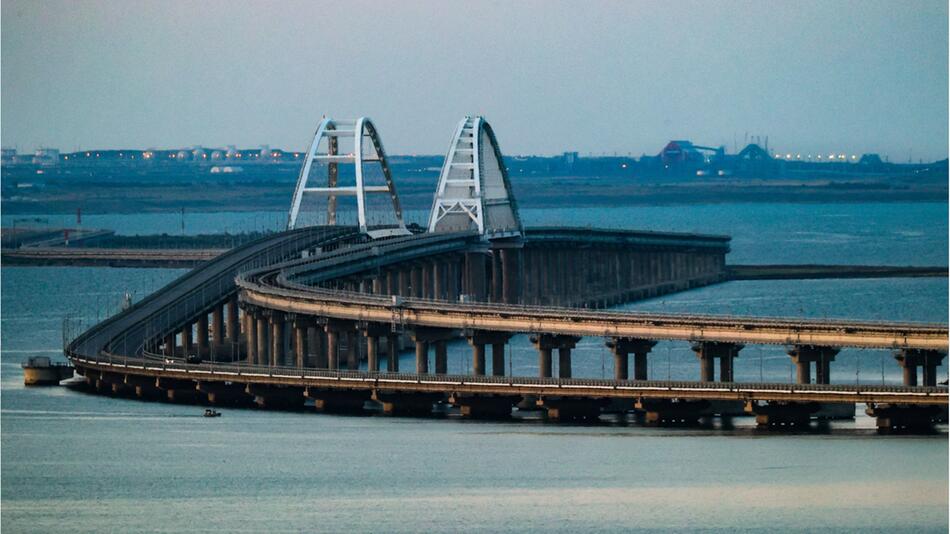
3 182 946 215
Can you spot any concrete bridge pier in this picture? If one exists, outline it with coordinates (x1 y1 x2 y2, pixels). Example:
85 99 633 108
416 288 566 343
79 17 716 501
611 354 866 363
607 338 657 380
434 341 448 374
470 341 485 375
372 390 443 416
466 331 512 376
386 333 400 372
894 349 946 387
226 295 240 345
156 377 198 403
360 323 390 372
500 248 522 304
788 345 839 384
463 251 488 301
196 313 210 360
269 312 285 367
366 335 379 371
123 374 161 399
308 325 327 368
181 324 193 358
635 398 710 426
745 400 819 427
410 265 423 298
344 330 358 370
448 394 518 418
414 340 429 373
162 334 175 357
410 328 454 374
255 314 268 366
324 320 354 370
305 387 369 413
866 403 947 432
245 384 304 409
692 341 743 382
211 304 224 352
291 318 310 368
243 310 257 364
537 396 606 421
531 334 580 378
197 381 249 406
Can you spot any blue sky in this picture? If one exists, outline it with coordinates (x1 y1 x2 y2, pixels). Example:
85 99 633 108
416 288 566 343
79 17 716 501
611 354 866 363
2 0 947 160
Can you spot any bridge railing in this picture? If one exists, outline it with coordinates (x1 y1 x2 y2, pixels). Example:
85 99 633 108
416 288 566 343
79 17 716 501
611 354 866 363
99 350 948 397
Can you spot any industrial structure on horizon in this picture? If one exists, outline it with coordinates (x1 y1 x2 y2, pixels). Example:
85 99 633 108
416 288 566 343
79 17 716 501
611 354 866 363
3 137 946 184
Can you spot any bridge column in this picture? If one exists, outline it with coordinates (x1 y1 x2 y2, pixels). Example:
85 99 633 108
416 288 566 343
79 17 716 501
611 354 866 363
411 265 423 298
398 270 410 297
532 334 580 379
491 251 503 302
538 249 551 305
500 248 522 304
256 315 269 366
558 346 574 379
470 342 485 376
434 341 448 374
307 325 325 368
181 324 193 357
895 349 945 387
446 258 460 301
464 251 488 301
386 270 397 296
692 342 743 382
244 310 256 364
293 321 308 368
345 330 358 370
491 343 506 376
387 333 400 372
227 296 240 344
432 260 445 300
196 313 210 359
324 320 353 371
422 263 434 299
360 323 390 372
211 304 224 352
607 338 656 380
410 328 453 374
163 334 175 357
269 313 285 367
414 341 429 374
922 351 945 387
788 345 839 384
326 329 339 370
467 331 512 376
366 336 379 371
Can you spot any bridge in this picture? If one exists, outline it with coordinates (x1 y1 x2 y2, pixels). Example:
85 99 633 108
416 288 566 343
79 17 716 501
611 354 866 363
65 115 949 430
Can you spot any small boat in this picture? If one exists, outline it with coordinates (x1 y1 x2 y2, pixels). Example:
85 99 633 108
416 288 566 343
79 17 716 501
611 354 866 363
203 409 221 417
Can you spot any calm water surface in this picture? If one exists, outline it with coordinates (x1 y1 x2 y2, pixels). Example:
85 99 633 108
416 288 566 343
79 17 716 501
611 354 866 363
2 202 947 532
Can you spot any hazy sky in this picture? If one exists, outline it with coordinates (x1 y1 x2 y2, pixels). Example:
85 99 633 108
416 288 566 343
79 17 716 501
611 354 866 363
2 0 947 160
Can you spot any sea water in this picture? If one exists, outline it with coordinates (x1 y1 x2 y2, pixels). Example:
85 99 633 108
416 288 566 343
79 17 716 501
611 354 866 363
2 202 947 532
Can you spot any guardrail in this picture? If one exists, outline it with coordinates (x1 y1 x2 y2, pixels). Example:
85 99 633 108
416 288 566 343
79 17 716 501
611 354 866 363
72 352 949 404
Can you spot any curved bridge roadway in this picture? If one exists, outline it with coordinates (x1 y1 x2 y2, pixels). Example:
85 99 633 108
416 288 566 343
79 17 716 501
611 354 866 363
67 227 950 413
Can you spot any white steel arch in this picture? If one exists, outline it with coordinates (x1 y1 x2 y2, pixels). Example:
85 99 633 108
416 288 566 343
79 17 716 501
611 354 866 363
287 117 409 238
427 116 522 238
